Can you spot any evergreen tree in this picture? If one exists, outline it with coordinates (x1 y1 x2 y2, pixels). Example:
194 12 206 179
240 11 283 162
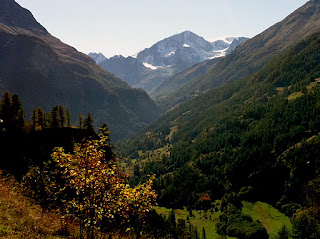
66 108 71 127
11 94 25 130
44 112 51 128
37 107 44 129
78 113 83 129
168 209 176 228
58 105 65 127
11 94 22 120
31 109 37 130
84 113 94 132
50 106 59 128
17 109 25 131
99 123 114 161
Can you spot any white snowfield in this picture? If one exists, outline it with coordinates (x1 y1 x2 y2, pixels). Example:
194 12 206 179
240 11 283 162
143 62 160 70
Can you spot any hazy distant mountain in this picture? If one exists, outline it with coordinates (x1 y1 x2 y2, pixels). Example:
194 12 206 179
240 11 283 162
90 32 248 93
99 55 148 86
0 0 160 140
151 57 223 102
88 52 107 64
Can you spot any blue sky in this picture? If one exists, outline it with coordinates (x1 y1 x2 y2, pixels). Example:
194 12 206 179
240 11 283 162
16 0 309 58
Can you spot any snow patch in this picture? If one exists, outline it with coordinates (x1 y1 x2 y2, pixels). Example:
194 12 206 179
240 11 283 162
208 47 229 59
165 51 175 57
183 44 190 48
143 62 159 70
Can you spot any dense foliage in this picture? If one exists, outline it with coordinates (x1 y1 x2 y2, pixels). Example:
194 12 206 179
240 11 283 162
216 205 268 239
49 131 157 238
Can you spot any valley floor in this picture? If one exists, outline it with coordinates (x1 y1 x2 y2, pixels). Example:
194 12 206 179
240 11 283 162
156 201 292 239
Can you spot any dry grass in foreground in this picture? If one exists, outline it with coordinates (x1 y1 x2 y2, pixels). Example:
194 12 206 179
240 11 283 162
0 171 76 238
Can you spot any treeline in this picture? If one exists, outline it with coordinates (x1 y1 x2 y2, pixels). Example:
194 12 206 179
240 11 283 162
0 91 97 177
119 33 320 237
0 91 95 132
30 105 94 132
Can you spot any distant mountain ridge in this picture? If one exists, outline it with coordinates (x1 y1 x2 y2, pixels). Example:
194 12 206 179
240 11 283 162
89 32 248 93
88 52 107 64
0 0 160 140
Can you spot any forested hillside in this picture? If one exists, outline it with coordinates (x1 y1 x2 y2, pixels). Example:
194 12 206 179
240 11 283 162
118 32 320 237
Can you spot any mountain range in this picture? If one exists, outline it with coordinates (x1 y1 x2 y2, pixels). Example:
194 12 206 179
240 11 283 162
89 33 248 93
0 0 160 140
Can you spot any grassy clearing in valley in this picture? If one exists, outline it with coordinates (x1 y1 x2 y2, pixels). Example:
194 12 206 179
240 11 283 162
155 207 236 239
242 201 292 239
156 201 292 239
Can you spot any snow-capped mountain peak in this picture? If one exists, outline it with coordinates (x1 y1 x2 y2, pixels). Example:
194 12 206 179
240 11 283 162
136 31 248 71
88 31 249 93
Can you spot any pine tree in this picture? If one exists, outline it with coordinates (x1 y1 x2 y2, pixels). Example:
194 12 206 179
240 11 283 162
31 109 37 130
11 94 24 130
58 105 65 127
169 209 176 228
66 108 71 127
78 113 83 129
50 106 59 128
37 107 44 129
99 123 114 161
84 113 94 133
11 94 22 120
44 112 51 128
17 110 25 131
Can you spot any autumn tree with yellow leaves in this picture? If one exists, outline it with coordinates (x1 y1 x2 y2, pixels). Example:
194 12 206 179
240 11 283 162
50 127 157 238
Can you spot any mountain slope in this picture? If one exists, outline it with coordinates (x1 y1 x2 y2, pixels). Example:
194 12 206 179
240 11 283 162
159 0 320 109
119 32 320 208
0 0 160 140
151 57 222 102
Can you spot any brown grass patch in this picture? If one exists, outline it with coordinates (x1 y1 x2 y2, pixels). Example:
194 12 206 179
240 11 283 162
0 171 76 238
